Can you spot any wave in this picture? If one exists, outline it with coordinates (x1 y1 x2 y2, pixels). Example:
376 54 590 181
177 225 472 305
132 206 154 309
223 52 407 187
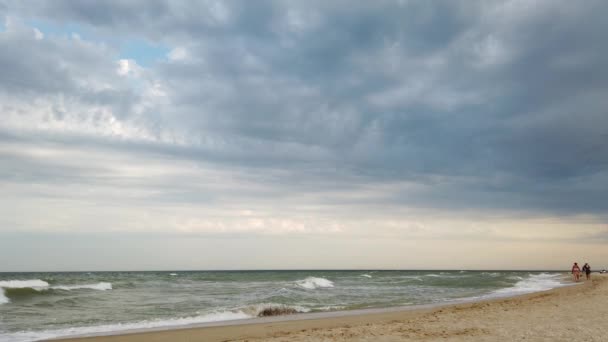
481 272 501 277
3 287 53 299
0 279 112 304
0 280 50 304
360 274 372 278
316 305 346 311
487 273 570 298
295 277 334 290
0 279 50 289
424 273 470 279
0 311 252 342
1 304 310 342
52 282 112 291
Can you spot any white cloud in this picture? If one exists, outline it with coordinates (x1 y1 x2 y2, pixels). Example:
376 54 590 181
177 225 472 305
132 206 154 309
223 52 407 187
33 27 43 40
116 58 142 77
167 47 189 61
116 59 130 76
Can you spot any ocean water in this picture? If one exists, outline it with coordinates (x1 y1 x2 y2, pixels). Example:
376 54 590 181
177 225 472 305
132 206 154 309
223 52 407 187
0 270 570 341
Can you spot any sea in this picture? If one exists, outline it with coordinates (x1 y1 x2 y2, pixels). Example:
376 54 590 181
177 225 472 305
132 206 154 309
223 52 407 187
0 270 572 341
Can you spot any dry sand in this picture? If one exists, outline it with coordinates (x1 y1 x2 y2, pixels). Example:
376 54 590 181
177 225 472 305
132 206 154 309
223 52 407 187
53 274 608 342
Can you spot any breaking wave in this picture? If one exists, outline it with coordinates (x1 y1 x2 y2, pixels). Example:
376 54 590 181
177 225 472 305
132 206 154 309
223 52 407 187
0 279 112 304
1 303 310 342
295 277 334 290
0 279 50 289
485 273 571 299
52 283 112 291
1 312 251 342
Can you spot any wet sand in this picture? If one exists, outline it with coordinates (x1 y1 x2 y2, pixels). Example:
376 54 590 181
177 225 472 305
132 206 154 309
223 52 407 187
52 274 608 342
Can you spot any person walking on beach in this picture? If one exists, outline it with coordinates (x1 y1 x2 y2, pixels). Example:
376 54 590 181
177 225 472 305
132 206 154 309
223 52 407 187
572 262 581 282
582 263 591 280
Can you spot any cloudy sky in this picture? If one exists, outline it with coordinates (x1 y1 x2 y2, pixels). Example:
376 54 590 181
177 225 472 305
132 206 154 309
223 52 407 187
1 0 607 271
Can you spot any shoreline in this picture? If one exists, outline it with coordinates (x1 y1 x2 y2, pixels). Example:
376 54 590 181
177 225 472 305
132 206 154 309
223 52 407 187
49 281 575 339
49 275 607 342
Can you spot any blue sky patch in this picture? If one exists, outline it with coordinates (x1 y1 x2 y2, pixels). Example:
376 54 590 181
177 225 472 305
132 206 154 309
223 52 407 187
25 19 169 66
119 39 170 66
26 19 89 39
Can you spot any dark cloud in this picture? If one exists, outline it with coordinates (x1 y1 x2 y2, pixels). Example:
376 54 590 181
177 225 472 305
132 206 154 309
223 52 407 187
0 0 607 219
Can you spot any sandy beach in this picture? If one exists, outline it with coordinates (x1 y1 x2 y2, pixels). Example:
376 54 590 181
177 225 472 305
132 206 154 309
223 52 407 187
51 274 608 342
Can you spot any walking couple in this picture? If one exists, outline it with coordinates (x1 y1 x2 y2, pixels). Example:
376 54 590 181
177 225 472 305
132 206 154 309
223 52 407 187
571 262 591 282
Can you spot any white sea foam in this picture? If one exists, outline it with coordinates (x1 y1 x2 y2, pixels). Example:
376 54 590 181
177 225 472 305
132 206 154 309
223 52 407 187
0 279 50 289
0 289 8 305
360 274 372 278
0 279 111 291
316 305 346 311
296 277 334 290
170 273 178 276
52 282 112 291
0 311 253 342
0 301 313 341
487 273 570 298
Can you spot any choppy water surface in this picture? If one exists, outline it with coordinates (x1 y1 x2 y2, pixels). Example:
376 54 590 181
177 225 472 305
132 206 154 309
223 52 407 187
0 270 570 341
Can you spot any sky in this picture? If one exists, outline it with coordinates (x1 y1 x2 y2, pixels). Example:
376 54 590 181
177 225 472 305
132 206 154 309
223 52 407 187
1 0 607 271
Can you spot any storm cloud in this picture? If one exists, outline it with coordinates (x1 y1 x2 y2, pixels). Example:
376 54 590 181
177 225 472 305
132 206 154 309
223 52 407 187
1 1 607 269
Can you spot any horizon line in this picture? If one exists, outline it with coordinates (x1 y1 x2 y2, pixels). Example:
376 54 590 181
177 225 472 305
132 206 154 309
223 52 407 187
0 268 579 273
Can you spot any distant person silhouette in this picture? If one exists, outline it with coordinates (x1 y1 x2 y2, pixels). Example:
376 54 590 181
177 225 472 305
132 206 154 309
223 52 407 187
582 263 591 280
571 262 581 282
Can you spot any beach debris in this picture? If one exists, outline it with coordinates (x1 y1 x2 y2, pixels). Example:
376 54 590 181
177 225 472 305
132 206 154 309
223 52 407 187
257 306 299 317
